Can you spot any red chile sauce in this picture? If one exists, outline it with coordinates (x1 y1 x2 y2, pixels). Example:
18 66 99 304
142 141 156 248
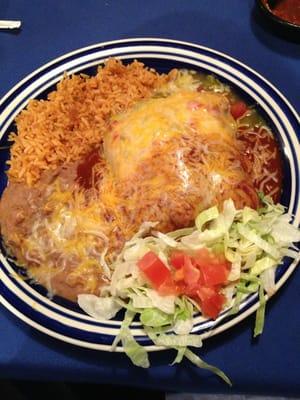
76 135 283 202
265 0 300 25
238 127 283 203
76 149 101 189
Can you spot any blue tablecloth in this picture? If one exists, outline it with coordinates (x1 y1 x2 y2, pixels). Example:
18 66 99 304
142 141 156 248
0 0 299 396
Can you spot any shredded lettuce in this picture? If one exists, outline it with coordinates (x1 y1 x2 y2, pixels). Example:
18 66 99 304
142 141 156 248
173 317 194 335
184 349 232 386
110 309 150 368
129 293 153 309
155 333 202 348
146 327 230 385
195 205 219 231
78 196 300 384
111 309 135 350
229 291 244 315
123 241 150 262
155 231 179 248
211 198 237 233
167 227 195 239
261 266 276 296
171 346 186 365
145 289 176 314
250 256 276 276
237 283 259 294
140 308 173 327
77 294 121 320
271 214 300 244
127 288 176 314
121 327 150 368
237 224 280 259
254 284 266 337
227 254 241 281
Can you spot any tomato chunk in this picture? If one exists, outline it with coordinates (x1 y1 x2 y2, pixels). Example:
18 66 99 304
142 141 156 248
194 248 218 266
157 276 178 296
200 293 225 320
138 248 230 319
197 286 216 301
138 251 172 289
200 263 229 286
173 268 185 282
183 255 200 286
194 248 230 286
230 101 248 119
170 251 186 269
197 288 225 319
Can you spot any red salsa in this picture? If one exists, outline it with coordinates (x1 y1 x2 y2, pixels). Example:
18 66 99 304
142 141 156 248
266 0 300 25
76 149 101 189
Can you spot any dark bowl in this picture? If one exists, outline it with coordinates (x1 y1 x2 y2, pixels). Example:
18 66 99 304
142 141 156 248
256 0 300 41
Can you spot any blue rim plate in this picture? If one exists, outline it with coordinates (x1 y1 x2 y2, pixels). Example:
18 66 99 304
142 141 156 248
0 38 299 351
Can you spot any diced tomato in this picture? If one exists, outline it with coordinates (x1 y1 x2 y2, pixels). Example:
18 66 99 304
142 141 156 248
197 286 216 302
170 251 186 269
230 101 248 119
174 280 187 296
184 283 202 297
157 276 178 296
173 268 185 282
194 248 217 266
183 255 200 286
200 262 229 286
138 251 172 289
200 293 225 320
138 248 229 320
194 248 230 286
197 288 225 319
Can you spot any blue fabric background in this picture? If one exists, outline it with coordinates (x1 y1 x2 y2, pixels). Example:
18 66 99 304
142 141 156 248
0 0 299 396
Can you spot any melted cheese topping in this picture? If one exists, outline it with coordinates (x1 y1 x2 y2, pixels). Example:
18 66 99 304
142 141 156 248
104 90 236 181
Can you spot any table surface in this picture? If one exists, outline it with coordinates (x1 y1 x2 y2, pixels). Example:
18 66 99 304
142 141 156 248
0 0 299 396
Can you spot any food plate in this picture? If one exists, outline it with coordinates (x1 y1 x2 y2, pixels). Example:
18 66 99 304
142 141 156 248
0 38 299 352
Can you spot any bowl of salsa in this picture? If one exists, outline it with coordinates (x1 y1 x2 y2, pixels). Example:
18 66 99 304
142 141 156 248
257 0 300 40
